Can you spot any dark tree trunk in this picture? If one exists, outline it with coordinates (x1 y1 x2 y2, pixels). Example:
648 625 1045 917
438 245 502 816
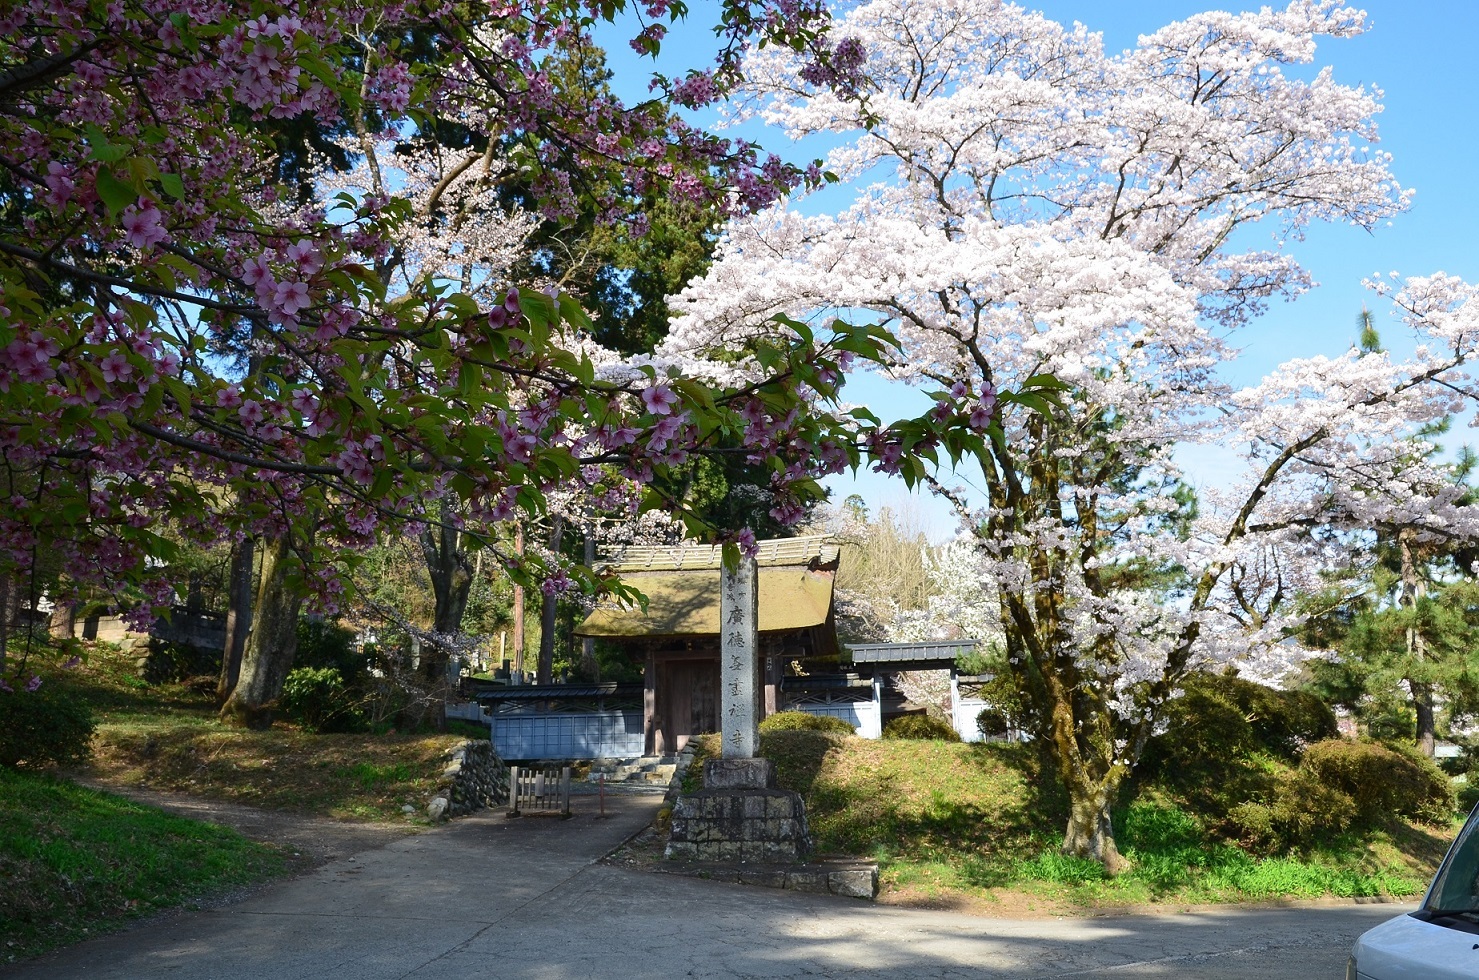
1413 681 1437 758
512 524 525 675
417 497 476 732
47 600 76 641
0 573 9 675
219 535 302 729
537 516 564 685
217 537 255 704
580 527 598 681
1399 529 1437 757
418 496 474 670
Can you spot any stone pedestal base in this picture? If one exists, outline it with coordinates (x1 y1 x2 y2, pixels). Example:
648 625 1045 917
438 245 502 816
665 759 811 862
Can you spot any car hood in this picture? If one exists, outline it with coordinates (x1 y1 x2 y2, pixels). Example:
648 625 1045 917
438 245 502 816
1355 912 1479 979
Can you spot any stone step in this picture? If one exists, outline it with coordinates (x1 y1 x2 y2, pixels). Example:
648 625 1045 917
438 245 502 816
585 756 679 785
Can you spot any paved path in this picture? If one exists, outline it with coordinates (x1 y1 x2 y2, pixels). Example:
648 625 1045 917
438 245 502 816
3 794 1403 979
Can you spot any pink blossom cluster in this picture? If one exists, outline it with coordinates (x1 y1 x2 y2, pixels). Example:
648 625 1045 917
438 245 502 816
0 0 922 633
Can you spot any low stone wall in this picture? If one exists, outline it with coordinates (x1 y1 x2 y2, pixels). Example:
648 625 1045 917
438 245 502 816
663 741 700 803
79 609 226 652
657 859 879 900
428 739 508 821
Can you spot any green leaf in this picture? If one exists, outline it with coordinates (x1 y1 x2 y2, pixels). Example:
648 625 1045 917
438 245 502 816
158 173 186 200
84 124 129 164
559 293 592 330
138 378 165 419
95 167 137 215
456 363 477 397
1020 372 1071 391
1006 391 1056 418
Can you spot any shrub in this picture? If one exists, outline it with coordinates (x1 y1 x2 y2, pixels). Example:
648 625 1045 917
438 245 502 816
137 639 219 684
1299 738 1454 825
1226 768 1355 854
1245 686 1339 759
976 707 1009 739
759 710 855 735
0 683 95 769
882 714 961 741
1458 778 1479 814
278 666 365 734
1143 674 1338 776
295 619 366 682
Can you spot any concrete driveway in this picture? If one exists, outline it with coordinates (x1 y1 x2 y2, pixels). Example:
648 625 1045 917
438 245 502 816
2 794 1402 979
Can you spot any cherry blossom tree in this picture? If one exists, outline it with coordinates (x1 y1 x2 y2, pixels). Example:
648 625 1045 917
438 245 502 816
664 0 1479 869
0 0 939 726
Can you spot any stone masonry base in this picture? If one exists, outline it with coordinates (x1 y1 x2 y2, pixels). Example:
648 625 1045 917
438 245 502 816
659 756 877 900
665 788 811 863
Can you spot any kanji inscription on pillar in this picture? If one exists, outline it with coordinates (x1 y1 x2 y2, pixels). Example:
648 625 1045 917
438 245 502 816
719 555 759 759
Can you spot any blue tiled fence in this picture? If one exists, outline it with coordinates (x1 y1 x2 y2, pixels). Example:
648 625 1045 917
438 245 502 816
490 710 645 760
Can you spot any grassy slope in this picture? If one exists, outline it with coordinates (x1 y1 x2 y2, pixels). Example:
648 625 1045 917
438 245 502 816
0 769 289 961
696 731 1456 913
74 643 471 821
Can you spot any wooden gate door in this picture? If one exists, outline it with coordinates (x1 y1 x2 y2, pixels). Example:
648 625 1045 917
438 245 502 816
665 659 718 750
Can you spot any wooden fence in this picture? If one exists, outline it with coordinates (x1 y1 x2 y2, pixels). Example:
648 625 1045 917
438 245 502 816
506 765 572 818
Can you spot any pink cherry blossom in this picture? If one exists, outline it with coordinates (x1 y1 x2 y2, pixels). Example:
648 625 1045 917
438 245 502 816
640 384 679 415
272 280 312 317
99 352 133 384
120 200 167 249
241 254 275 288
238 400 265 424
285 240 324 276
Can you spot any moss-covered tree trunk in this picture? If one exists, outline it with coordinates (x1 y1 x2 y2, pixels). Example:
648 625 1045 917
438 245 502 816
1036 634 1131 874
219 535 301 729
0 573 9 675
982 413 1136 875
415 497 476 732
1059 764 1128 872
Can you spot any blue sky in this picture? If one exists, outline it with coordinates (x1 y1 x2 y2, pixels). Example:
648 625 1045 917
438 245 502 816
603 3 1479 538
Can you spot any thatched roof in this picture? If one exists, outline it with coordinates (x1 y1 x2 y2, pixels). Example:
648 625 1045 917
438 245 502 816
599 534 839 572
575 565 835 639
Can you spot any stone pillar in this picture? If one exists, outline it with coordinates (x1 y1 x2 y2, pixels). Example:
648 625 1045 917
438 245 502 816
666 552 811 864
644 647 659 756
719 556 758 760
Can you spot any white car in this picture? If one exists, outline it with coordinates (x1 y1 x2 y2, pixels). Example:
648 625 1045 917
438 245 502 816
1348 805 1479 979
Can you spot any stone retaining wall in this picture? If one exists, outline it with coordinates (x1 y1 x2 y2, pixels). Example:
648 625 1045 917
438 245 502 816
428 739 508 821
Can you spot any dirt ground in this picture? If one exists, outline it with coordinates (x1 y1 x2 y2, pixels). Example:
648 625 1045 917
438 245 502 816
68 774 422 871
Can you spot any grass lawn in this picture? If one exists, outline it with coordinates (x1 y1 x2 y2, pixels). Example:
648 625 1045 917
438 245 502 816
692 731 1457 914
0 768 290 962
